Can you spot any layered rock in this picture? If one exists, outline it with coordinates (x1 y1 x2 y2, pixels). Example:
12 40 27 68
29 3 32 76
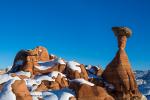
35 73 69 91
69 79 114 100
10 46 66 75
102 27 142 100
65 61 88 80
0 27 145 100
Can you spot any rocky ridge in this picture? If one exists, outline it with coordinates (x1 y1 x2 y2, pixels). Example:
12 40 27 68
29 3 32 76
0 27 147 100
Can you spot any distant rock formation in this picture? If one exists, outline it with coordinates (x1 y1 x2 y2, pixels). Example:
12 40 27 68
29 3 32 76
102 27 142 100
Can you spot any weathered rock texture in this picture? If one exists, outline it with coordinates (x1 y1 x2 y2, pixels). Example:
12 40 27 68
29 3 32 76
66 64 88 80
69 82 114 100
11 80 32 100
0 27 144 100
10 46 66 75
10 46 50 73
102 27 142 100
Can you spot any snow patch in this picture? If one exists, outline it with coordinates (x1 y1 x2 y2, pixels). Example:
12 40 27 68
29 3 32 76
15 71 31 77
48 71 66 78
0 77 21 100
70 78 94 86
35 58 65 70
0 74 12 84
31 88 75 100
67 61 81 73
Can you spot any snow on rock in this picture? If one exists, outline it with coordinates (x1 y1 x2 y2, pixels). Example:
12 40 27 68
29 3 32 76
25 75 55 90
0 77 21 100
136 79 147 85
35 58 66 70
15 71 31 77
35 75 55 84
48 71 66 78
0 74 12 84
35 61 55 70
60 92 74 100
31 88 75 100
67 61 81 73
70 78 94 86
55 58 66 65
25 79 38 87
50 88 75 100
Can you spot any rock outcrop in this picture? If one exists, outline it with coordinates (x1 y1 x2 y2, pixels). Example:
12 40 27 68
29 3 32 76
10 46 66 75
11 80 32 100
66 63 88 80
69 79 114 100
0 26 144 100
102 27 142 100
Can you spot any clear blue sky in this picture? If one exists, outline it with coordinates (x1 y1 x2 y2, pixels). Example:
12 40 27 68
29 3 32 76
0 0 150 70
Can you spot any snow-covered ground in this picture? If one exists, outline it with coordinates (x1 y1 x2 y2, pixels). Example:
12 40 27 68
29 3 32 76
135 70 150 99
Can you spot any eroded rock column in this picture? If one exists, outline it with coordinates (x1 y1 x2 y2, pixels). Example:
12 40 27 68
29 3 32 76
102 27 142 100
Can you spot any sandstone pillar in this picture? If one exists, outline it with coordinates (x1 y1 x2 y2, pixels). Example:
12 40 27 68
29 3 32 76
102 27 142 100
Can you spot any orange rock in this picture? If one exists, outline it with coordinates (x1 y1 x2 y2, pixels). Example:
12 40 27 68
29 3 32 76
11 80 32 100
66 63 88 80
69 82 114 100
34 46 50 61
35 80 50 91
102 27 142 100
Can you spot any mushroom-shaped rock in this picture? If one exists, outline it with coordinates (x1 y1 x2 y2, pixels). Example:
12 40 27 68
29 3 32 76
102 27 142 100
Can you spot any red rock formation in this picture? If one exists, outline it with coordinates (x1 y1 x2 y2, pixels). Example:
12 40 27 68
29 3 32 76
69 82 114 100
66 64 88 80
33 63 66 75
36 75 69 91
10 46 66 75
102 27 142 100
11 80 32 100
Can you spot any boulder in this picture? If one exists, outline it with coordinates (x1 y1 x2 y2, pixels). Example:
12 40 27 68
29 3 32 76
69 82 114 100
11 80 32 100
66 63 88 80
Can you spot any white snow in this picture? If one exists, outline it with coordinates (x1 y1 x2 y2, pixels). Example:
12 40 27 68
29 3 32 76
15 71 31 77
24 75 55 91
15 60 23 66
48 71 66 78
70 78 94 86
35 75 55 84
35 58 65 70
25 79 38 87
35 61 55 70
0 74 12 84
60 92 74 100
67 61 81 73
54 58 66 65
136 79 147 85
50 54 55 57
25 74 56 91
31 88 75 100
0 77 20 100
